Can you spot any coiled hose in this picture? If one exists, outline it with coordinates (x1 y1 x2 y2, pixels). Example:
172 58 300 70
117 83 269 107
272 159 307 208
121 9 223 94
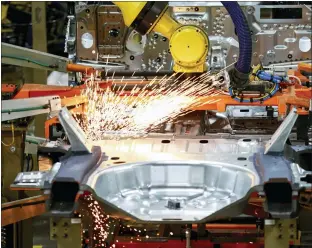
229 83 280 103
229 70 287 103
221 2 252 87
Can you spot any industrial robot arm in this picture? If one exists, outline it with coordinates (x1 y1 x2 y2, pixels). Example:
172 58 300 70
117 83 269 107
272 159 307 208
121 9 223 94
113 2 209 73
114 1 253 89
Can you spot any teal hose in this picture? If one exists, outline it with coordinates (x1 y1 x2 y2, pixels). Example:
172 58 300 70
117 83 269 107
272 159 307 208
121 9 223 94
1 55 52 68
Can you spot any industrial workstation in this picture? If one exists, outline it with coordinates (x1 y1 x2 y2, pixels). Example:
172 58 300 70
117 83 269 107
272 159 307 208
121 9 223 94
1 1 312 248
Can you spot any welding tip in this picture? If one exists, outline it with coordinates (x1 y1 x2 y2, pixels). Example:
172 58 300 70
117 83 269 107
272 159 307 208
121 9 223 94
66 64 94 74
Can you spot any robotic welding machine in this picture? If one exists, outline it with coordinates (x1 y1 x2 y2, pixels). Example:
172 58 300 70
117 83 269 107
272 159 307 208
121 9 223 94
1 1 312 248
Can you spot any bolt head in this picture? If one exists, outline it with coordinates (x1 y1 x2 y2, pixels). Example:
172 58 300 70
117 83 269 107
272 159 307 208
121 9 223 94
247 6 255 14
10 146 16 153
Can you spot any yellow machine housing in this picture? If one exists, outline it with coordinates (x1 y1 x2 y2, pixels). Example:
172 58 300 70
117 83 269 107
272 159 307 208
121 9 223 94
170 26 208 72
112 2 146 27
113 1 209 73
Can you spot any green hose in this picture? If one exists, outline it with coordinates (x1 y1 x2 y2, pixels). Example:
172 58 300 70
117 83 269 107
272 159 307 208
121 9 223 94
1 55 52 68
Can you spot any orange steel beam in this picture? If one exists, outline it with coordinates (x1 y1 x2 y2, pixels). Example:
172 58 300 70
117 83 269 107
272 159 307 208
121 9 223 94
193 94 281 112
10 81 151 99
288 63 312 84
12 84 84 99
3 82 310 136
61 95 87 107
1 195 47 226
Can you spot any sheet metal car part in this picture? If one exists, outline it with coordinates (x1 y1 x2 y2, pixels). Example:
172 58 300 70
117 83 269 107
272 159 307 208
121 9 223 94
10 107 311 223
11 108 106 217
84 113 307 222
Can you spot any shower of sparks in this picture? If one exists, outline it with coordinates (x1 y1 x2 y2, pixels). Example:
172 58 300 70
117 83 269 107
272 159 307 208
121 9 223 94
80 194 154 247
83 194 110 247
76 67 232 140
80 193 187 247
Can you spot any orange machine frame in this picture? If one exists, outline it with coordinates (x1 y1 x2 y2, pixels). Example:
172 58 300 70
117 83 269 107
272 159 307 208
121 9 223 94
2 65 311 139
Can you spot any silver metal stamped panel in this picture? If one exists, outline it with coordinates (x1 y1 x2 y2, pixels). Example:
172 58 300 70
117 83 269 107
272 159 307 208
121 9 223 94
86 137 261 222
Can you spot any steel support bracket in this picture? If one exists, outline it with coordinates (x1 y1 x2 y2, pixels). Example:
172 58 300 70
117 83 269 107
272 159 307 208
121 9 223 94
264 219 299 248
264 108 298 154
1 96 62 122
284 144 312 172
58 107 91 153
50 218 82 248
1 195 47 226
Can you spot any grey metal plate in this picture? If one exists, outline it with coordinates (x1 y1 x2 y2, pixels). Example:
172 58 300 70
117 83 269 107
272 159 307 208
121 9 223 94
85 137 261 222
73 3 312 71
88 161 258 222
83 136 310 222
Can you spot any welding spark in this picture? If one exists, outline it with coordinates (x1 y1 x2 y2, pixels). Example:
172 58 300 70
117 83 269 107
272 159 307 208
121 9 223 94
76 69 228 140
82 194 110 247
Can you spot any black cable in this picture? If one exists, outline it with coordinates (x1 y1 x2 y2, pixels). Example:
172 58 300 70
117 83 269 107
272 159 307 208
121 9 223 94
24 154 33 172
29 155 33 171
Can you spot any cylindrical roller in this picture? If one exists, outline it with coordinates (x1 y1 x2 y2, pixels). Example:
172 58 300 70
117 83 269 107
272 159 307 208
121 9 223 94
66 64 94 74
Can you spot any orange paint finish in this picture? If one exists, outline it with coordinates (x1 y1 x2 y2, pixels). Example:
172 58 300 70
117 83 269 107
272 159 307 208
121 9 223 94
13 84 75 99
2 84 17 93
12 83 110 99
285 96 310 109
298 62 312 73
288 63 312 84
297 108 309 115
66 64 94 74
192 93 281 112
295 88 312 99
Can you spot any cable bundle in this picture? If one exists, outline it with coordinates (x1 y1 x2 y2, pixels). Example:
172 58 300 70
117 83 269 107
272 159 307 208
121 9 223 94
256 70 285 84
